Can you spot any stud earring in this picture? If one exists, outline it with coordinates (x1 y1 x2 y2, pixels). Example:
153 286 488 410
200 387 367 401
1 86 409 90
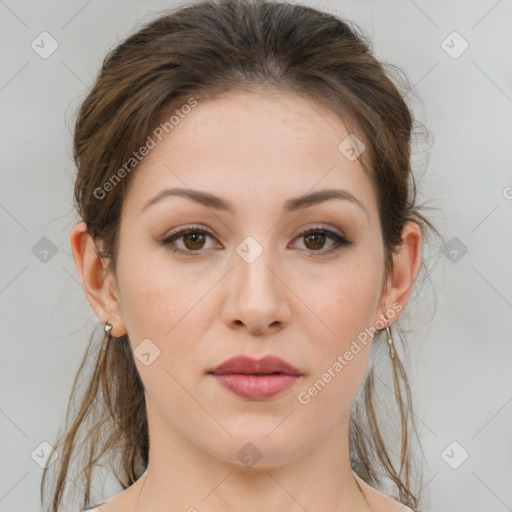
103 320 113 337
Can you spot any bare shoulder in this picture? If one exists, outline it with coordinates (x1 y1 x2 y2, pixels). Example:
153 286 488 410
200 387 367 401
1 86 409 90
354 473 416 512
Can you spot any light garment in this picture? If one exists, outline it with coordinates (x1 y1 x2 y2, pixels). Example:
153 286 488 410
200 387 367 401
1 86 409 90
79 504 424 512
79 505 105 511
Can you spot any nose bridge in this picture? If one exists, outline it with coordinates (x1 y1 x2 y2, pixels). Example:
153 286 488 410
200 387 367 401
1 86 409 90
224 233 288 333
235 234 280 302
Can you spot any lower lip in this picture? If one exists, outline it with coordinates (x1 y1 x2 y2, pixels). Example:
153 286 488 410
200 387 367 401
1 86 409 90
211 373 301 400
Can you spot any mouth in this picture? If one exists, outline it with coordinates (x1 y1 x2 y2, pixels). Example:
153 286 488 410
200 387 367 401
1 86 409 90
208 354 303 376
207 355 303 400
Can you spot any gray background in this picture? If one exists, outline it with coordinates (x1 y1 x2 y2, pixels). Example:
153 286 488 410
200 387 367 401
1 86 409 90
1 1 511 511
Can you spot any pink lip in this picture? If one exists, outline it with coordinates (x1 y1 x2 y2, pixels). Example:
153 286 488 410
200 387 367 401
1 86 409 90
208 355 303 400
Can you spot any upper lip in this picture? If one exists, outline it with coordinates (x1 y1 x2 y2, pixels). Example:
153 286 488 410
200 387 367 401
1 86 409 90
209 355 303 376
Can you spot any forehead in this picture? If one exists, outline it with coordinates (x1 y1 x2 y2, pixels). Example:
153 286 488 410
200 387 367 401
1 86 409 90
123 90 378 222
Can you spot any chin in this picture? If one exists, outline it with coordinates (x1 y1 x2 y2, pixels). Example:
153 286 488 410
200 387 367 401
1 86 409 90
199 426 307 470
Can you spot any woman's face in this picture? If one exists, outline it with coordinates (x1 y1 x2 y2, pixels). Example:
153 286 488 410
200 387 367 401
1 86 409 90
111 90 393 466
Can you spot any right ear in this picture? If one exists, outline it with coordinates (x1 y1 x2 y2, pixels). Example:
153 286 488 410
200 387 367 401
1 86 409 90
70 221 127 337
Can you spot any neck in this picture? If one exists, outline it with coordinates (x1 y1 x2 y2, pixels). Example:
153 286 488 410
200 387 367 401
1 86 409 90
131 400 372 512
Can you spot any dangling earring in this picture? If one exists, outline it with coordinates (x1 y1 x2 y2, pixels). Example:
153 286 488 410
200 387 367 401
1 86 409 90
385 323 396 360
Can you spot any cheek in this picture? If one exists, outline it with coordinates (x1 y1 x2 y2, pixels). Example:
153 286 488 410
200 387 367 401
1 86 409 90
297 256 381 403
297 297 375 422
310 255 382 343
116 246 216 367
299 344 372 406
114 248 172 360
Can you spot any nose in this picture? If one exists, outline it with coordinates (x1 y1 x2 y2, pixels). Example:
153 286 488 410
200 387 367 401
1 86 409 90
221 242 291 336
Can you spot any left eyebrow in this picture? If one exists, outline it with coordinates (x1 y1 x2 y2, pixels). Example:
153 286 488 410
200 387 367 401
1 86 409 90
283 189 368 220
141 187 369 221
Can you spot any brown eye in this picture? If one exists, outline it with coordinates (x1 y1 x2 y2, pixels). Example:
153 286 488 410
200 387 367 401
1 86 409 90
303 231 327 251
182 231 207 250
294 228 352 255
162 227 218 254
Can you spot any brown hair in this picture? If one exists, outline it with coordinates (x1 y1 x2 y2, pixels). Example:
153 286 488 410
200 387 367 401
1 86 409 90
41 0 441 510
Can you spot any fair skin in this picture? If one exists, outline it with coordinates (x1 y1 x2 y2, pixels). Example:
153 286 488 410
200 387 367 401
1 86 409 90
71 90 421 512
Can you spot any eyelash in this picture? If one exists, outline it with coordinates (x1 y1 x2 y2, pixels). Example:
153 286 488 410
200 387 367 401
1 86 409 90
161 224 352 257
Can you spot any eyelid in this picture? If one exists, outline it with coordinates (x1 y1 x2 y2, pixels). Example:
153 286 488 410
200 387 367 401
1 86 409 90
162 223 216 240
293 223 346 240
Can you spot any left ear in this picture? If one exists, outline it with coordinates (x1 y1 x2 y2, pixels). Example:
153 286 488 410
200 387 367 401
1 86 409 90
376 220 423 326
